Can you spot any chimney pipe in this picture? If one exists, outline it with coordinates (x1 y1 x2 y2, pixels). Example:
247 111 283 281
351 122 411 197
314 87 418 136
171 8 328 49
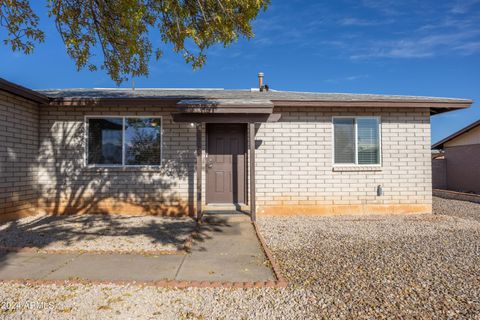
258 72 264 90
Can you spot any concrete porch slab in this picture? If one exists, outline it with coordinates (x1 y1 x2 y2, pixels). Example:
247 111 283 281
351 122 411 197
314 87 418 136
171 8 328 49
0 213 276 283
176 214 275 282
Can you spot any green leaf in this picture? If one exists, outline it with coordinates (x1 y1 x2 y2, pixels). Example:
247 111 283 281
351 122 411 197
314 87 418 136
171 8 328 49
1 0 270 84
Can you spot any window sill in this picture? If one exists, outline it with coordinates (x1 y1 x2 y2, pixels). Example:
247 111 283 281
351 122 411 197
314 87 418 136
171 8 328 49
85 165 164 172
332 165 382 172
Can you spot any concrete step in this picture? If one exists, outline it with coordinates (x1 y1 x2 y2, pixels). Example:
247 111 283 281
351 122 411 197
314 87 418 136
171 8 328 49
204 203 250 212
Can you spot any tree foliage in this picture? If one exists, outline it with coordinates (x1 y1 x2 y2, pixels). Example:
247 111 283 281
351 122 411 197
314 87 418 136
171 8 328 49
0 0 269 84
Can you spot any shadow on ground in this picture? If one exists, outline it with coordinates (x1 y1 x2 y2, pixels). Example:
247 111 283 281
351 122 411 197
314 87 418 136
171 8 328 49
0 214 196 250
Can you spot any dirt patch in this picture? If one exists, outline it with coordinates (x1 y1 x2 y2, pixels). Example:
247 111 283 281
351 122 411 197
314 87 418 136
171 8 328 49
0 214 196 254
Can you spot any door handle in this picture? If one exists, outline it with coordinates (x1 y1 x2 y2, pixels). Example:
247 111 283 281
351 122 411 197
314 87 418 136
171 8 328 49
206 159 213 169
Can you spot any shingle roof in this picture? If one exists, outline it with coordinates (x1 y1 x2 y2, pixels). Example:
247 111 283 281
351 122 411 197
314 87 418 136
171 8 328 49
37 88 472 103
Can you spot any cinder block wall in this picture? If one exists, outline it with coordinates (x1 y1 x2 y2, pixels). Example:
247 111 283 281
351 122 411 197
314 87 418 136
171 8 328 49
255 107 432 215
0 91 39 222
37 105 199 216
35 104 432 217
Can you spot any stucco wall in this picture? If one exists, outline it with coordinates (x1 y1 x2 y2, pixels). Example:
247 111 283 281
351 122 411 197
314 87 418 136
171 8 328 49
254 107 432 215
432 158 447 189
37 105 200 216
444 144 480 194
444 125 480 147
0 91 39 222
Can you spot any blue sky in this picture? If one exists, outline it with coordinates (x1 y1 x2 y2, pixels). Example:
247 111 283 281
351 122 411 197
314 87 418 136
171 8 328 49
1 0 479 143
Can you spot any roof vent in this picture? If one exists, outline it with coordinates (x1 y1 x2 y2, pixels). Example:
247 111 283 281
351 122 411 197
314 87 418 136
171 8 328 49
258 72 269 92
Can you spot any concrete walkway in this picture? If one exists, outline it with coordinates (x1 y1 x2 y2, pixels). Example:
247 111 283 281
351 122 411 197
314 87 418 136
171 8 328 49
0 214 276 283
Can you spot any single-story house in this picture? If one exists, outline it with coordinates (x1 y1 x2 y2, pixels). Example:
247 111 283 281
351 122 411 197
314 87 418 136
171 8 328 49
432 119 480 194
0 75 473 222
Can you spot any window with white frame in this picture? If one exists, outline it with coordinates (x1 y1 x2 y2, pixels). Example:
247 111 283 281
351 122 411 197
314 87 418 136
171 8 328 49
333 117 380 165
87 117 162 166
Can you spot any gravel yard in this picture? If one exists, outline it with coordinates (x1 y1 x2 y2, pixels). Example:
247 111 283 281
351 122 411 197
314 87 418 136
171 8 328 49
433 196 480 222
0 214 195 253
1 197 479 319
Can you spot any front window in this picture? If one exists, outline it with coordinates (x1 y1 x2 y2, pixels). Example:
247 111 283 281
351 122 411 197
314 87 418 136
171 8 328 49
333 117 380 165
87 117 162 166
87 118 123 165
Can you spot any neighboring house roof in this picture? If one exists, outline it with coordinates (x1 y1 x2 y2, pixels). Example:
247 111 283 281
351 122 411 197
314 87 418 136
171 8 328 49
0 78 49 104
432 119 480 149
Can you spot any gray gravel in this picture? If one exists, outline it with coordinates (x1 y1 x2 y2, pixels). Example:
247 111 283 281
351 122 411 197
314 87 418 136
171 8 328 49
433 196 480 222
0 284 318 319
1 197 479 319
259 214 480 318
0 214 195 253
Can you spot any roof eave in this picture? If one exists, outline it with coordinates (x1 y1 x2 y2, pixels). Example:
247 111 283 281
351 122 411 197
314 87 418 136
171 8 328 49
0 78 49 104
44 97 473 107
272 99 473 106
273 99 473 116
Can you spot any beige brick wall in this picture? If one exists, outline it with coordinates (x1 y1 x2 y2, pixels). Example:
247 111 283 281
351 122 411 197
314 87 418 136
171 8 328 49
0 91 39 221
255 107 432 215
33 104 432 217
37 105 201 216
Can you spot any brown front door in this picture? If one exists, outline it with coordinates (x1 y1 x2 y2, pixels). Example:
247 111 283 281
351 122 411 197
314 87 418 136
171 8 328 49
206 123 247 204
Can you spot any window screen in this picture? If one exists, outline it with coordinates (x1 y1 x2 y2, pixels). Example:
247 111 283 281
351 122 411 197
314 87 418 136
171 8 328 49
357 118 380 165
333 118 355 164
87 118 123 165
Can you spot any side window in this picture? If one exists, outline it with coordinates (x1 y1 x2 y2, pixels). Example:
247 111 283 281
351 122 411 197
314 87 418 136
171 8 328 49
333 117 380 165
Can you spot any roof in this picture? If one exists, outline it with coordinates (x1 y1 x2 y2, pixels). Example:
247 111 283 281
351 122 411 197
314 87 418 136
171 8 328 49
39 87 470 103
37 88 473 114
0 77 473 114
0 78 49 103
432 119 480 149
